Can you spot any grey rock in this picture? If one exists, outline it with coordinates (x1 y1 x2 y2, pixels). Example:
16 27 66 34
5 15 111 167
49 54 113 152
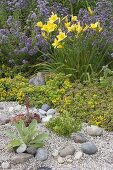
29 72 45 86
16 144 27 153
58 156 65 164
47 109 56 116
87 125 103 136
71 132 87 143
0 114 10 125
41 104 50 111
0 106 4 110
74 151 83 159
1 162 10 169
11 153 33 164
59 145 75 157
26 146 37 155
36 148 48 161
81 142 98 155
38 109 47 116
41 115 53 123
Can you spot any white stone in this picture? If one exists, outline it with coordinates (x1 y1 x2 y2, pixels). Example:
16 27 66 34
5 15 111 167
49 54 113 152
15 105 21 111
58 156 65 164
16 143 27 153
87 125 103 136
1 162 10 169
52 150 59 157
47 109 56 115
74 151 83 159
9 107 14 112
42 115 53 123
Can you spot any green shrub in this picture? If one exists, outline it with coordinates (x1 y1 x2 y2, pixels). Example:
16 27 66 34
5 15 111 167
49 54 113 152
6 119 48 149
46 111 82 136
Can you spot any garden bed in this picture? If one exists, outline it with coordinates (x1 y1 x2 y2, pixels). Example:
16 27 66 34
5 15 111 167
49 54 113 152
1 102 113 170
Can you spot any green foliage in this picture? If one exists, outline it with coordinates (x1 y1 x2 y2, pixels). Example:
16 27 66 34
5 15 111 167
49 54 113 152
6 119 48 149
0 73 73 108
44 34 110 82
46 111 82 136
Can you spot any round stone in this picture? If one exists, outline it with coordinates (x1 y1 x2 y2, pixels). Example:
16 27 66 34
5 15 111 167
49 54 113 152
41 115 53 123
16 143 27 153
81 142 98 155
71 133 87 143
47 109 56 116
36 148 48 161
1 162 10 169
41 104 50 111
74 151 83 159
26 146 37 155
15 105 21 111
58 156 65 164
87 125 103 136
59 145 75 157
52 149 59 157
38 109 47 116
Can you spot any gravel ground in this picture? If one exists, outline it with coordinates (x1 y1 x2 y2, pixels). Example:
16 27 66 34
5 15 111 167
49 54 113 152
0 102 113 170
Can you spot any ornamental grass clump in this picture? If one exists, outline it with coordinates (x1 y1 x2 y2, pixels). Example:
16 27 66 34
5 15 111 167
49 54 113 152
36 12 110 82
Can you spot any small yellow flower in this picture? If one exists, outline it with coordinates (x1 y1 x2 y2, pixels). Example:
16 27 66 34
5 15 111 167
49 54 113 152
52 39 59 48
87 6 94 16
49 12 59 23
90 22 98 29
76 22 83 34
36 21 43 28
42 32 48 39
57 31 67 42
65 22 71 28
71 15 78 22
57 44 63 48
83 24 89 32
90 22 103 32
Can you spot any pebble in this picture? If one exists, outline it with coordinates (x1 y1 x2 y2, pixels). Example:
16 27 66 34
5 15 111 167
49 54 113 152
41 104 50 111
0 114 10 125
52 149 59 157
38 109 47 116
74 151 83 159
87 125 103 136
41 115 53 123
36 148 48 161
58 156 65 164
1 162 10 169
15 105 21 111
65 155 73 163
81 142 98 155
47 109 56 116
26 146 37 155
71 132 87 143
59 145 75 157
11 153 33 164
0 106 4 110
8 107 14 112
16 144 27 153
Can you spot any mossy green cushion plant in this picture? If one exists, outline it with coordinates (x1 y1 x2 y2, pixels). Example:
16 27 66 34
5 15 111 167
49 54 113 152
6 119 48 150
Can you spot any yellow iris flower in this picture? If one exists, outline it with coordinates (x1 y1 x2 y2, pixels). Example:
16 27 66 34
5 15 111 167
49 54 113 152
42 22 57 33
76 22 83 34
49 12 59 23
52 39 63 48
65 22 71 28
90 22 103 32
71 15 78 22
57 31 67 42
36 21 43 28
